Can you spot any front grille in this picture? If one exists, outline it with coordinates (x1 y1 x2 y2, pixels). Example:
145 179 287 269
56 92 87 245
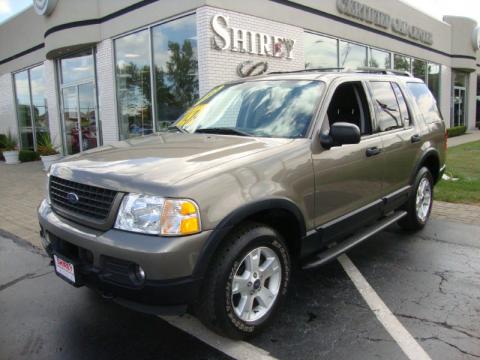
49 176 118 222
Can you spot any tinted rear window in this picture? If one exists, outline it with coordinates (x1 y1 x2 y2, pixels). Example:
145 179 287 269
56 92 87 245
406 83 442 124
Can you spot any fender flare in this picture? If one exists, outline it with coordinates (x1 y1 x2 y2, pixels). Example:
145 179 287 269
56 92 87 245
192 198 307 278
410 148 441 185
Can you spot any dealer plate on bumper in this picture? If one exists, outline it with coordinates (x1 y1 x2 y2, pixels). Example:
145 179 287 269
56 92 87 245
54 254 76 284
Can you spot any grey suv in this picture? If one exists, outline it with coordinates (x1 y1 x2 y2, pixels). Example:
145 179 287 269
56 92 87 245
38 69 446 339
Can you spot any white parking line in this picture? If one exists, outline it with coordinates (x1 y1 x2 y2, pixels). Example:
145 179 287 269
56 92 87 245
337 254 432 360
159 314 279 360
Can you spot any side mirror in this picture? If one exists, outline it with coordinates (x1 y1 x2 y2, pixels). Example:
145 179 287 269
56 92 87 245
320 122 361 149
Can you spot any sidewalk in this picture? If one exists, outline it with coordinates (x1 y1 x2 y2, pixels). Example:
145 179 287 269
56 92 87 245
1 153 480 249
448 129 480 147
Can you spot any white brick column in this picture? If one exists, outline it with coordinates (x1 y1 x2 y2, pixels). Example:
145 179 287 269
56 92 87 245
44 60 63 151
197 6 305 97
0 73 17 136
96 39 119 144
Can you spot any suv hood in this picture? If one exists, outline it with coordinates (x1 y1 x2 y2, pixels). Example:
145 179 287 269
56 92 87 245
51 132 292 193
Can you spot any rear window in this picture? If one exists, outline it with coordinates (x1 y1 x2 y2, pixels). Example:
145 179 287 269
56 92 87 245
406 83 442 124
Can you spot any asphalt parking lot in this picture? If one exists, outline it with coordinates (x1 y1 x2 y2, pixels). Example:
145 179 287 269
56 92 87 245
0 218 479 360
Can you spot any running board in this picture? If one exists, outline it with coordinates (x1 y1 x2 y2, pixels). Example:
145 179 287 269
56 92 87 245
302 211 407 270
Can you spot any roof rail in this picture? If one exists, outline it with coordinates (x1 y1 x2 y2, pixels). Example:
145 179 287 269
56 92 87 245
355 67 413 77
268 67 345 75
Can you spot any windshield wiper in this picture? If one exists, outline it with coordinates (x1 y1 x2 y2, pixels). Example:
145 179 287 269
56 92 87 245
167 125 188 133
195 127 252 136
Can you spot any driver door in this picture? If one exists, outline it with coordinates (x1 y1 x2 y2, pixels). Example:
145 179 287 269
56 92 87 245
311 80 384 243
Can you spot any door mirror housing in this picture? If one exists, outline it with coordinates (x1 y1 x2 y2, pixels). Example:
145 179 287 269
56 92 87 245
320 122 361 149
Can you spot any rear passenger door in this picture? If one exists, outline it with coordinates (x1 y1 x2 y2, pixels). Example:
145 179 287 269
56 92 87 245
368 81 420 200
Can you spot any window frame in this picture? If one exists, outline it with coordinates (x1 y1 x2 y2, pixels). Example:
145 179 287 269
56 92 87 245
12 62 49 151
315 79 376 140
112 11 197 140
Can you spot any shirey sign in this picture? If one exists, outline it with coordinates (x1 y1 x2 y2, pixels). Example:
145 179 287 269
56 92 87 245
211 14 295 59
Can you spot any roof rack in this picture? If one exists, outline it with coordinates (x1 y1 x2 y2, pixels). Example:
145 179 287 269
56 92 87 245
268 67 345 75
355 67 413 77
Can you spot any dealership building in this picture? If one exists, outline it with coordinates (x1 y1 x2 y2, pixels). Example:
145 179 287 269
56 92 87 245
0 0 479 155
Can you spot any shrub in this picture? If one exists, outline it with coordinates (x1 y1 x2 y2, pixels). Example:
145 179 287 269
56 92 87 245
447 125 467 138
19 149 40 162
0 133 6 148
37 132 59 156
476 121 480 130
3 131 18 151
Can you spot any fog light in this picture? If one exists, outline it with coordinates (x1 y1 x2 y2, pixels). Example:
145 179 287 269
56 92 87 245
135 265 146 283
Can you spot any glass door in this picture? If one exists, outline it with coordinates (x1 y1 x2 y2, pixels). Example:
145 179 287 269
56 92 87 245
61 83 98 154
453 86 466 127
58 49 100 155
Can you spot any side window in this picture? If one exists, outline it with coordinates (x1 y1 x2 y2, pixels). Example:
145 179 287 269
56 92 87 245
406 82 442 124
391 83 411 127
326 82 372 136
369 81 403 132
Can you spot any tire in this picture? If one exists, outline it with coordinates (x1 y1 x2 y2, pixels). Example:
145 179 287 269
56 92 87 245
194 222 291 339
398 167 434 231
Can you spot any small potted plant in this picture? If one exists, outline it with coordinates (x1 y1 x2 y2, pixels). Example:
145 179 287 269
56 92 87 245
2 131 20 164
37 133 62 171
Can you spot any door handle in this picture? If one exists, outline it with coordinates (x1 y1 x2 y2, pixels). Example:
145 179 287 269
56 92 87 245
411 134 421 143
366 147 381 157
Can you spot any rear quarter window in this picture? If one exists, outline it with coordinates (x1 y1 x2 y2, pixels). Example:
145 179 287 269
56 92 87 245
406 82 442 124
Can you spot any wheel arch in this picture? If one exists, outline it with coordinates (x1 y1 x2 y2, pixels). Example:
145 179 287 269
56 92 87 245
192 198 307 278
411 148 441 185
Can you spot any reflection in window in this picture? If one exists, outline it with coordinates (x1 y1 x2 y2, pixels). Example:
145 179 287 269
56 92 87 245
339 41 367 69
115 29 153 139
177 81 324 138
394 54 411 72
13 65 48 150
60 50 94 84
407 82 441 124
370 81 403 132
369 48 391 68
412 59 426 81
152 14 198 130
304 33 338 69
427 63 440 103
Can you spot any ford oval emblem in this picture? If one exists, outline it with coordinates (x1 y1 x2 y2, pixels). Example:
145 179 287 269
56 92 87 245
66 192 79 204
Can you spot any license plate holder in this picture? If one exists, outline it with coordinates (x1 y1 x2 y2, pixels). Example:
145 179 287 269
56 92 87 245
53 253 82 287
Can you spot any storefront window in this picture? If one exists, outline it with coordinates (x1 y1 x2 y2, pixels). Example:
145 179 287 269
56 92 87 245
115 29 152 139
339 41 367 69
59 49 99 155
427 63 440 103
60 50 94 84
13 64 48 150
369 48 391 68
152 14 198 130
412 59 427 81
304 33 338 69
394 54 411 72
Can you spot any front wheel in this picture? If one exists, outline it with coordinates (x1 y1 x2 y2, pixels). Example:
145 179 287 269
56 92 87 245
194 223 291 339
398 167 434 231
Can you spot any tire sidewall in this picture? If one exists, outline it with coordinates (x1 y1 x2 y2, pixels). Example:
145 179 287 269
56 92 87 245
217 226 290 336
413 167 434 226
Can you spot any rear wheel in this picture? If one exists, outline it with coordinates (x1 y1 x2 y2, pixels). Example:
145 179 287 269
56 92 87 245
399 167 433 231
195 222 290 339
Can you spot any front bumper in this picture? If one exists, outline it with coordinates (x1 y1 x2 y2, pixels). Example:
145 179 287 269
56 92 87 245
38 200 211 312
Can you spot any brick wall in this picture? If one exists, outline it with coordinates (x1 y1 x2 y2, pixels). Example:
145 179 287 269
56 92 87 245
197 6 305 97
0 73 16 136
96 39 119 144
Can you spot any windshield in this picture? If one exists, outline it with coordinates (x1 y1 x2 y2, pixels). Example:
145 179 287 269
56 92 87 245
173 80 324 138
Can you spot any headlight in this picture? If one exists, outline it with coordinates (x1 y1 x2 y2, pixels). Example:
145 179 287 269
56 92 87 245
114 194 201 236
46 174 51 205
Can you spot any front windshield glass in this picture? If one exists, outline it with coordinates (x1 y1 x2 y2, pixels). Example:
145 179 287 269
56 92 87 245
174 80 324 138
